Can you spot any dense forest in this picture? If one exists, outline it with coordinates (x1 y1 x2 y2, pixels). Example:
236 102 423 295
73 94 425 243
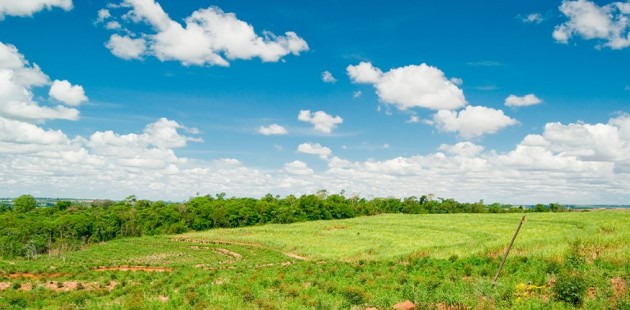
0 193 567 258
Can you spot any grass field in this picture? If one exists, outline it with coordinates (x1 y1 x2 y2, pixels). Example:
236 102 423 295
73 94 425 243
0 211 628 309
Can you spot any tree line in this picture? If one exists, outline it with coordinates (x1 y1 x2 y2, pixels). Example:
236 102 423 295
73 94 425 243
0 193 566 258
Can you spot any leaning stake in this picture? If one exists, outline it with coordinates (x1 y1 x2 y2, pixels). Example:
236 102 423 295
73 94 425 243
492 215 526 286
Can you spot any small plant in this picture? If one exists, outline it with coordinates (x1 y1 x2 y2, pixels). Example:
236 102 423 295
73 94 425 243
341 285 368 305
463 264 473 277
565 241 586 269
553 273 588 306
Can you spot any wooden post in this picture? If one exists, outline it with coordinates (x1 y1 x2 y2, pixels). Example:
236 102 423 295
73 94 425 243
492 215 526 286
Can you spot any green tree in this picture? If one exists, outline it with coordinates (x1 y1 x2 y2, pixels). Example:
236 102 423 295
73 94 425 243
14 195 36 213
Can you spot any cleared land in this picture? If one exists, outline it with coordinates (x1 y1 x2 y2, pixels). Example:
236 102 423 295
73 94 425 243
0 212 628 309
183 212 630 261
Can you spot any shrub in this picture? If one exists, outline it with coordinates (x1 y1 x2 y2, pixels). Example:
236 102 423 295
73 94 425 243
553 273 588 306
341 285 368 305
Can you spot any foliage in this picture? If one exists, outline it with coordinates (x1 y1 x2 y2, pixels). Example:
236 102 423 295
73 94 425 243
553 273 588 306
13 195 36 213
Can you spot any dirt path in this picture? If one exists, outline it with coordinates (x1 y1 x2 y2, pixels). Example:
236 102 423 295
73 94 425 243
94 266 172 272
284 253 308 260
173 238 262 248
216 248 242 258
175 237 310 261
6 272 62 279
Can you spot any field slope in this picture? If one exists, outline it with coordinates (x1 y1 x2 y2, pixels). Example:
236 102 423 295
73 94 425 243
183 212 630 261
0 212 628 309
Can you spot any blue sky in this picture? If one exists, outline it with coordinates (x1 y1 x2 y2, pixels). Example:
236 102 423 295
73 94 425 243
0 0 629 204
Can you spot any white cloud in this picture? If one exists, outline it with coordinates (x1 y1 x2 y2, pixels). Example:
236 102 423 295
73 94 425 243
520 13 544 24
353 90 362 98
0 0 72 20
284 160 313 175
553 0 630 49
0 116 72 154
106 34 146 60
297 142 332 159
258 124 288 135
450 77 463 85
49 80 88 106
438 142 484 157
346 61 382 84
433 106 518 139
298 109 343 134
106 21 122 30
406 115 420 123
0 42 49 87
0 42 81 122
321 70 336 83
96 8 111 22
347 62 466 111
504 93 542 107
1 115 629 204
102 0 308 66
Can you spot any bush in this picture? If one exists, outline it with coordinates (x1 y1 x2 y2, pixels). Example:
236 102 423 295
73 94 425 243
553 273 588 306
341 285 368 305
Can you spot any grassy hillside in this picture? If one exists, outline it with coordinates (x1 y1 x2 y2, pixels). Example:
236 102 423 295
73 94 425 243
0 212 628 309
183 212 630 261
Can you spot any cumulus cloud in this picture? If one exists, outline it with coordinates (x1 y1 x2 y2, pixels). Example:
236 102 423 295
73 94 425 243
438 142 485 157
504 94 542 107
347 61 382 84
1 115 629 204
297 142 332 159
321 70 336 83
284 160 313 175
0 0 72 20
96 8 111 22
406 115 420 123
520 13 544 24
101 0 308 66
106 34 146 60
0 116 73 154
0 42 82 122
347 62 466 111
258 124 288 135
298 110 343 134
553 0 630 49
49 80 88 106
433 106 518 139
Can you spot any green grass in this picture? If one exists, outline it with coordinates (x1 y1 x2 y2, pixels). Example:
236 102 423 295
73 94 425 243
183 212 630 261
0 211 628 309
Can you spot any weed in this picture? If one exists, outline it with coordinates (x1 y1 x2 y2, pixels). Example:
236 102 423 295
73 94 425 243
340 285 368 305
553 273 588 306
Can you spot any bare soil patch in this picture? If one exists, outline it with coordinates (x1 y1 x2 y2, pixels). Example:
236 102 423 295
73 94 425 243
0 282 10 291
394 300 416 310
216 248 242 258
7 272 62 279
173 237 261 248
611 277 627 298
19 283 32 291
285 253 308 260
